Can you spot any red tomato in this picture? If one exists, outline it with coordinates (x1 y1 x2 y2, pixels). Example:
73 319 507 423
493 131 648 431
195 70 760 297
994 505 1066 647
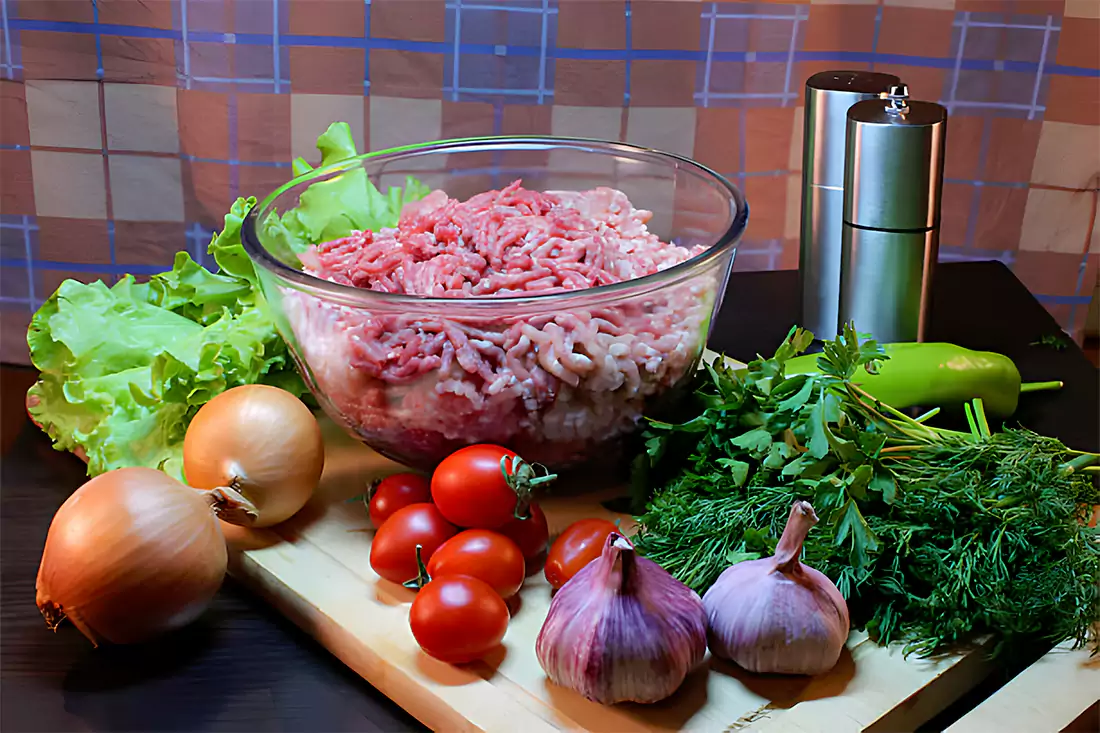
431 444 526 529
409 576 509 664
369 503 457 585
545 518 621 590
369 473 431 527
497 503 550 576
427 530 525 598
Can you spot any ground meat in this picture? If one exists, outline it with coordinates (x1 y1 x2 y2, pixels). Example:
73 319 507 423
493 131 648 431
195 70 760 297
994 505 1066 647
284 181 720 468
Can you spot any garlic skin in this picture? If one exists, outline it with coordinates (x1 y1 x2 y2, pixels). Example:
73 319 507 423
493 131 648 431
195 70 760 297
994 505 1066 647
702 501 849 675
536 533 707 705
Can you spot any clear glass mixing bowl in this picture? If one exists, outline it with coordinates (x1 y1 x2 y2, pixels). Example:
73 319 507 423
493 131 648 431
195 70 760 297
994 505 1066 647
242 137 748 470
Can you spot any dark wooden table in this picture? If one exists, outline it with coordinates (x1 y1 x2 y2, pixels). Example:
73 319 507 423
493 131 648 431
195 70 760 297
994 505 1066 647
2 261 1097 732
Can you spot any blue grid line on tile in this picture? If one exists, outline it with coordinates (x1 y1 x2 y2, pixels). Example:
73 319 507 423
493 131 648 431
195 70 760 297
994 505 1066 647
956 18 1060 31
700 3 717 108
536 0 548 104
227 94 240 201
945 178 1030 189
869 4 882 72
946 11 970 115
735 240 784 271
939 246 1015 267
89 0 105 79
0 144 298 169
272 0 281 94
186 222 212 268
0 0 12 79
1035 293 1092 304
450 0 462 102
22 215 35 308
107 220 117 266
363 0 371 94
1027 15 1055 121
4 257 174 277
781 6 805 106
10 17 1100 79
623 0 632 105
181 0 192 88
964 117 992 250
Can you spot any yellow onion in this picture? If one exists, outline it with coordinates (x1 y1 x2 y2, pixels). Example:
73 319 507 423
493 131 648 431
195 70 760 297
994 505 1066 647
36 467 229 646
183 385 324 528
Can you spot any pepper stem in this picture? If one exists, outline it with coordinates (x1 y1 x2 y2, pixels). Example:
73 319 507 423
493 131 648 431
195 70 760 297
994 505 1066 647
1019 380 1063 393
402 544 432 590
774 501 818 572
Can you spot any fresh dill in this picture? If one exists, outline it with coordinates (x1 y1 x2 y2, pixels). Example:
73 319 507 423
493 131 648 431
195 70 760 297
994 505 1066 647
633 325 1100 657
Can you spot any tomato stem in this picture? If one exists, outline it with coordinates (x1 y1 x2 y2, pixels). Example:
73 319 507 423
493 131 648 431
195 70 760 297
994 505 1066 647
402 544 432 590
501 455 558 520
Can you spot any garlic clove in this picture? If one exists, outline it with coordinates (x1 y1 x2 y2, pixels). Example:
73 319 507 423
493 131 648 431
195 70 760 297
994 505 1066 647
702 501 850 676
536 533 708 705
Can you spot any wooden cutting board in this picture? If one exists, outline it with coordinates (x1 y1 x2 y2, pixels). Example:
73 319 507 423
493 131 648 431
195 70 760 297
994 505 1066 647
220 413 999 733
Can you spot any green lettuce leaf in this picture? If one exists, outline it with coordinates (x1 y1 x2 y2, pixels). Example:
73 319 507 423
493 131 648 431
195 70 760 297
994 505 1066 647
27 121 428 482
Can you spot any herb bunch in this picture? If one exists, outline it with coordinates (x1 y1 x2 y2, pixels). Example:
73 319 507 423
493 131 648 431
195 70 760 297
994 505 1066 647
633 325 1100 656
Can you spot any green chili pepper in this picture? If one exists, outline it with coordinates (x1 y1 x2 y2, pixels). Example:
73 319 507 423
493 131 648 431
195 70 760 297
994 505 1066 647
782 343 1063 418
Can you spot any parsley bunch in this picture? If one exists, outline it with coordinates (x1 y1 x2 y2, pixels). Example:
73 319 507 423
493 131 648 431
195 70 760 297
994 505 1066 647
633 325 1100 656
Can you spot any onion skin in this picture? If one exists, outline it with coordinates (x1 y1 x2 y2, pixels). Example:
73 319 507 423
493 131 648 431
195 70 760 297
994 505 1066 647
35 467 227 646
536 533 707 705
702 501 850 675
183 385 324 528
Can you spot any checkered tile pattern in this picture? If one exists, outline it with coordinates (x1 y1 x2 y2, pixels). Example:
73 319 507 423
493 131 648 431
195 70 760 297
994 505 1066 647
1 0 1098 365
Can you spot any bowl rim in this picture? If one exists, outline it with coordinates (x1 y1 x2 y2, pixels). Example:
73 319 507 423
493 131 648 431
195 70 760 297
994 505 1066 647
241 135 749 308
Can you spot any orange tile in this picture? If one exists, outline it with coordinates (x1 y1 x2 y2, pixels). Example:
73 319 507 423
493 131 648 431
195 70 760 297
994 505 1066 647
15 0 95 22
36 218 111 264
501 105 552 136
368 49 444 99
1057 18 1100 69
441 101 495 140
290 47 366 95
984 118 1041 184
97 0 174 28
749 17 803 54
1044 74 1100 126
1020 187 1094 254
878 8 954 58
778 238 799 271
744 175 788 239
940 181 973 247
371 0 446 43
693 107 740 174
631 1 703 51
973 186 1028 250
0 81 29 148
182 160 232 228
237 94 292 163
744 62 788 95
36 270 103 301
554 60 626 106
101 36 177 85
113 221 186 267
630 60 697 106
239 165 296 204
19 31 99 81
0 151 34 215
1012 250 1088 297
558 1 627 48
288 0 365 37
744 107 795 173
943 115 983 180
795 60 870 88
804 4 877 53
0 309 33 365
177 90 229 160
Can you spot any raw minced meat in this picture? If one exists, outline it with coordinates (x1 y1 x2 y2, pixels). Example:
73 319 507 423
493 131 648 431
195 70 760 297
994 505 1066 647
283 181 720 467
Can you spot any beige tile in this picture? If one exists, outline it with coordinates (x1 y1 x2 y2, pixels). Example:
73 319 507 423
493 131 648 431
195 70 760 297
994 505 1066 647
1030 121 1100 189
24 81 102 150
108 154 184 222
784 173 802 240
367 96 440 154
625 107 697 158
1019 187 1094 254
30 150 106 218
290 94 367 164
789 106 805 172
550 105 623 140
103 83 179 154
1065 0 1100 19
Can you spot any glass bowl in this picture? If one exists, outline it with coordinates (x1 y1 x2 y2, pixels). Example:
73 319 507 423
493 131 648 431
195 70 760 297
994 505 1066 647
242 137 748 471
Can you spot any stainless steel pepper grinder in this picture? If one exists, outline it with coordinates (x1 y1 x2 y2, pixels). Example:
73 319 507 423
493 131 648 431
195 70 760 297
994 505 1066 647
839 85 947 343
800 71 902 341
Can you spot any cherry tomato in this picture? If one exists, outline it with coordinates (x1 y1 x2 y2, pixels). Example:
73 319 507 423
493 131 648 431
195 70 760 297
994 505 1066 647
497 503 550 576
369 472 432 527
431 444 526 529
369 503 457 585
409 576 509 664
427 530 525 598
545 518 621 590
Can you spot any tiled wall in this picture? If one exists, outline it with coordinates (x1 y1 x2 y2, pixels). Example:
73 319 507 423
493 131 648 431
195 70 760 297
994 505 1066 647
1 0 1098 365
